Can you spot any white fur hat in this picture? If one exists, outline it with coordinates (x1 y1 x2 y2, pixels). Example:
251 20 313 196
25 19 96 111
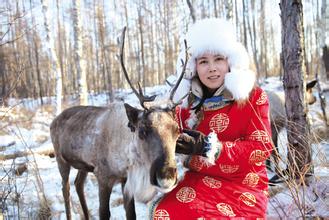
174 18 256 103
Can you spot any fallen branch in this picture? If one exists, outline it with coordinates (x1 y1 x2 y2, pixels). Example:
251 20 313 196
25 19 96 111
0 148 54 161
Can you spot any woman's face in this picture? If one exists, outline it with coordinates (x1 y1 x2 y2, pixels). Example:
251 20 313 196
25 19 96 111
196 53 229 93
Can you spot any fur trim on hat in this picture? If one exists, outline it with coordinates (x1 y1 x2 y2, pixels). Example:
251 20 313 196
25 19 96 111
175 18 256 102
224 68 256 101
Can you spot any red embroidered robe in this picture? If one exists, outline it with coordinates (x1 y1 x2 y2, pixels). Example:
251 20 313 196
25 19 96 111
151 87 272 219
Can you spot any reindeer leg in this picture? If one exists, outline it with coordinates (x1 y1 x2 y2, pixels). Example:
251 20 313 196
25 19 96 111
271 128 281 175
97 177 115 220
57 159 72 220
74 170 89 219
267 124 279 172
121 179 136 220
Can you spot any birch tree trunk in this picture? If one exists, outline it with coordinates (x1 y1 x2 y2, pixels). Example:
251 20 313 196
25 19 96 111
225 0 233 20
41 0 62 115
242 0 248 49
280 0 312 181
72 0 88 105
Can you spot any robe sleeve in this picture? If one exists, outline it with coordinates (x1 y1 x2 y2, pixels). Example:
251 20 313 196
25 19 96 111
215 88 273 174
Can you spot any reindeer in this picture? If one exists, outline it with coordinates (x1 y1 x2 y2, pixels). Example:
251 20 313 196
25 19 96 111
266 79 317 176
50 28 188 220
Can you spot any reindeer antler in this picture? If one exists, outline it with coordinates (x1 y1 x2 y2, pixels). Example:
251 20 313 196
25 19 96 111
120 27 155 110
168 40 190 107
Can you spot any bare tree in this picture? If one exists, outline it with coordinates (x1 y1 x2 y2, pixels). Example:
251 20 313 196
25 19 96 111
280 0 312 181
242 0 248 49
41 0 62 115
186 0 196 23
72 0 88 105
260 1 268 78
225 0 233 20
321 0 329 79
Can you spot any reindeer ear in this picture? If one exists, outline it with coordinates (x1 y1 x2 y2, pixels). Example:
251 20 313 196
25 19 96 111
124 103 142 132
306 79 317 90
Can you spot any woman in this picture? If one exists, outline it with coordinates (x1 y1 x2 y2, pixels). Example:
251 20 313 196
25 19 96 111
150 18 272 219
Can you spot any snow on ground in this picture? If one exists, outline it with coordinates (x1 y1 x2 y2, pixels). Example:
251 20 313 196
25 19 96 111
0 77 328 219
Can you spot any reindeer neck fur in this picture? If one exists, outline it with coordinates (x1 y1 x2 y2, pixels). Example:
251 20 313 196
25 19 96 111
125 158 157 203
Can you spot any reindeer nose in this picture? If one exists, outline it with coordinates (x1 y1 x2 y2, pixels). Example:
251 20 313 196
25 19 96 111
164 167 177 180
156 166 177 189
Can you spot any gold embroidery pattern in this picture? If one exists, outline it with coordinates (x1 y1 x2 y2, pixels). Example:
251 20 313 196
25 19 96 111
239 192 256 207
263 190 270 198
249 150 267 164
189 156 203 171
154 209 170 220
249 130 270 144
209 113 229 133
225 141 236 148
219 164 239 174
176 187 196 203
216 203 236 217
242 173 259 187
256 91 267 105
255 162 263 166
202 176 222 188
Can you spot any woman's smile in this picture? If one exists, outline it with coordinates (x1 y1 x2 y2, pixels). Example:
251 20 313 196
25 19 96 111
196 53 229 91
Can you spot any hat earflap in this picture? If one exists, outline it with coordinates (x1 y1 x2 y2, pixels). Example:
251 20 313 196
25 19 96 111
224 68 255 101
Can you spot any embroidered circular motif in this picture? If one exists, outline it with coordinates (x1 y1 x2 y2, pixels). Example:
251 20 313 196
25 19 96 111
219 164 239 174
189 156 203 171
239 192 256 207
154 209 170 220
209 113 229 133
256 91 267 105
249 150 267 164
216 203 236 217
202 176 222 188
249 130 270 144
242 173 259 187
176 187 196 203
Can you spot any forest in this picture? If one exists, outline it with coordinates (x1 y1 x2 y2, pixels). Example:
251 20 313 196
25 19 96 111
0 0 328 219
0 0 327 106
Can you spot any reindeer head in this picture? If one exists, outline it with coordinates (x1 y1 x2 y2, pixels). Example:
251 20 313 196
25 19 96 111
119 27 188 198
306 79 317 105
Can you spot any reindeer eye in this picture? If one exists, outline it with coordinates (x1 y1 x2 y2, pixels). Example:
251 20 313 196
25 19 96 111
138 127 149 140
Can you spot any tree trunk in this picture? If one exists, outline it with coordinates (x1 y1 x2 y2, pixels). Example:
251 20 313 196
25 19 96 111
242 0 248 49
260 1 268 78
137 7 146 89
247 0 260 76
323 46 329 79
280 0 312 181
0 48 8 106
56 0 66 101
72 0 88 105
225 0 233 20
41 0 62 115
33 36 43 105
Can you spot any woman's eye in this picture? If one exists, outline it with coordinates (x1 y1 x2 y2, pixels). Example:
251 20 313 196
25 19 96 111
215 57 224 61
199 60 207 64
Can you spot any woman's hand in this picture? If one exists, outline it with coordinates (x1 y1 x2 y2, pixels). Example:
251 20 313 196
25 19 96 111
176 129 210 156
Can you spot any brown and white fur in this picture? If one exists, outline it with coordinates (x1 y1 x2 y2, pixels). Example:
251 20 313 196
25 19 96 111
50 102 179 219
50 28 188 220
